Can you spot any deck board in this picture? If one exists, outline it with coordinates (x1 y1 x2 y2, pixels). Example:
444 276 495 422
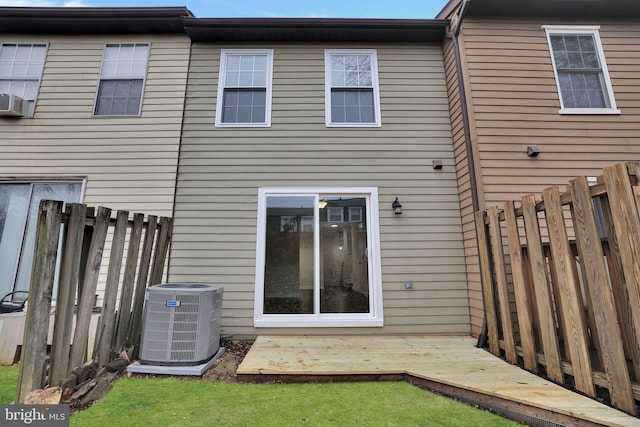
238 335 640 427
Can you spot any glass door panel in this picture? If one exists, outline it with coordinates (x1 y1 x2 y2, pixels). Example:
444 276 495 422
263 196 315 314
319 197 369 313
0 184 30 297
14 183 82 292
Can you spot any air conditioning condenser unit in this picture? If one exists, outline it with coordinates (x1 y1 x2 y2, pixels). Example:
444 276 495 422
139 283 223 367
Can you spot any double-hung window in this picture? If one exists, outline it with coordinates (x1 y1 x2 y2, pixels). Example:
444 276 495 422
543 26 619 114
0 43 47 115
325 49 381 126
216 49 273 127
94 43 150 116
254 187 383 328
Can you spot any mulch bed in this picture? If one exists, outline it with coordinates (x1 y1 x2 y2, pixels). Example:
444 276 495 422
127 337 253 383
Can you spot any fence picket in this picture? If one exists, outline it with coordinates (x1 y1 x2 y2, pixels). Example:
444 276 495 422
150 216 173 287
115 213 144 352
70 206 111 371
49 203 87 386
96 210 129 367
15 201 63 403
603 163 640 383
521 194 564 384
599 187 640 382
543 186 595 397
475 211 500 356
569 177 636 414
128 215 158 353
488 206 517 364
503 201 537 372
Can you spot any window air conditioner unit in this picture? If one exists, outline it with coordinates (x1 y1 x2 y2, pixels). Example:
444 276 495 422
0 94 25 117
139 283 223 366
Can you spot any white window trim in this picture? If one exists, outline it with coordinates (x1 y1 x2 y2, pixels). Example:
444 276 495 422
324 49 381 127
92 42 151 117
215 49 274 128
254 187 383 328
542 25 620 115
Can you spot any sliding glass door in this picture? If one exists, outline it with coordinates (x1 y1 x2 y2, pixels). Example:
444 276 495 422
0 182 83 298
255 188 383 328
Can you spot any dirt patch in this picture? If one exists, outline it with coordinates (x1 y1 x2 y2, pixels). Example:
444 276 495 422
201 338 253 382
126 338 253 383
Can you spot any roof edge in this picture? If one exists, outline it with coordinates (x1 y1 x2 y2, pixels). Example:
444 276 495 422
0 6 193 18
182 17 450 43
0 6 193 35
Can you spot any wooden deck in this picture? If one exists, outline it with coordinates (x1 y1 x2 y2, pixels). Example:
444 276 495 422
237 336 640 427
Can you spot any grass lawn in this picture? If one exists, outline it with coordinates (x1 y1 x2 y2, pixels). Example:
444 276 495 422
71 378 521 426
0 364 19 404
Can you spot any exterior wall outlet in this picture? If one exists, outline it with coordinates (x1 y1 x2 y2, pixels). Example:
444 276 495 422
404 282 414 289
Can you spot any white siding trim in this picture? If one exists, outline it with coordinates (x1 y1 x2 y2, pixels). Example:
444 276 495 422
542 25 619 114
254 187 383 327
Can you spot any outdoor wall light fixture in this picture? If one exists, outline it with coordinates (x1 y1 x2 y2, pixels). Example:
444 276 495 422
392 197 403 215
432 160 443 170
527 146 541 157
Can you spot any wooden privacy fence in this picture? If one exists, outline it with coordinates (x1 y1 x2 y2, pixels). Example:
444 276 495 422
476 162 640 415
15 200 173 403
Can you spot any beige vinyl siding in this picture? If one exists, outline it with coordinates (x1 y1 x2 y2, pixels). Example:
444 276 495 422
461 19 640 207
171 43 469 336
0 34 190 216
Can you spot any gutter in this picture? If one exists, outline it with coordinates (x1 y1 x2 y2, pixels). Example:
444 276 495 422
182 17 449 43
0 7 193 34
445 0 488 348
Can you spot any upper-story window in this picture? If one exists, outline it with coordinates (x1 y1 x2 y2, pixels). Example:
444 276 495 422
94 43 150 116
543 26 620 115
325 49 381 127
0 43 47 100
216 49 274 127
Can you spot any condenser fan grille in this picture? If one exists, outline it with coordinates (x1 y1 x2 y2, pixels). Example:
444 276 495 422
139 283 223 365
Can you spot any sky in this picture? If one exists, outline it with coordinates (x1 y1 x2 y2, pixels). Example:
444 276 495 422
0 0 451 19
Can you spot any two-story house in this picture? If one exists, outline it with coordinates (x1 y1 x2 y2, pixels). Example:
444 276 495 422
167 18 471 336
438 0 640 336
0 7 192 300
0 8 474 339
